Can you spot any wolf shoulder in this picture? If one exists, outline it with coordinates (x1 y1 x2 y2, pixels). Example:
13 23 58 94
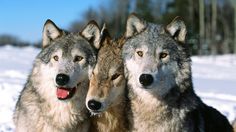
186 103 233 132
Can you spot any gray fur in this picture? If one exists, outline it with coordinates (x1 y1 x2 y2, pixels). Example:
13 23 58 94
122 14 233 132
13 20 100 132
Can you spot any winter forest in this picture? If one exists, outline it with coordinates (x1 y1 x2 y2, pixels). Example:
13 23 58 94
1 0 236 56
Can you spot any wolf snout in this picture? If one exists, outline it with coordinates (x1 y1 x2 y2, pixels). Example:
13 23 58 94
56 74 70 86
87 99 102 111
139 74 154 87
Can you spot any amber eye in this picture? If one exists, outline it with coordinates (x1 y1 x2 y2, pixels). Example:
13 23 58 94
160 52 168 59
53 55 59 61
111 73 120 80
136 51 143 57
74 56 83 62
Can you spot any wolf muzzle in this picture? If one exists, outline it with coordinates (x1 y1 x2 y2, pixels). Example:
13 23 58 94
55 73 77 100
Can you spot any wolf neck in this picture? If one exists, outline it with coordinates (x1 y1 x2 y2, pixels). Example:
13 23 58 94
91 92 128 132
128 82 200 131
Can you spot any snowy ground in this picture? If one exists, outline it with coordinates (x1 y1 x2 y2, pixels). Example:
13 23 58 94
0 45 236 131
192 55 236 122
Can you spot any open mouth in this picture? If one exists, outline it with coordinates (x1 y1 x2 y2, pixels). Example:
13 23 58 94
56 87 76 100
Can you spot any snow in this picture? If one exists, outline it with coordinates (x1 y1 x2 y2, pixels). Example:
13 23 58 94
192 55 236 122
0 45 235 131
0 46 39 132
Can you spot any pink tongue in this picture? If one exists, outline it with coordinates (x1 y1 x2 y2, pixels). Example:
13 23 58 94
57 88 69 99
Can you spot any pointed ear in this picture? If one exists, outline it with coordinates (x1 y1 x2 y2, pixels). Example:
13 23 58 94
101 23 110 38
42 19 63 48
125 13 146 38
80 20 101 49
100 23 111 44
166 17 187 43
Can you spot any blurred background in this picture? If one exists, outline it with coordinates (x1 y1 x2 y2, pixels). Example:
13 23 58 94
0 0 236 131
0 0 236 55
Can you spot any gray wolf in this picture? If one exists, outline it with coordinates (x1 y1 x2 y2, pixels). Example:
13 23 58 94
85 25 129 132
13 19 102 132
122 13 233 132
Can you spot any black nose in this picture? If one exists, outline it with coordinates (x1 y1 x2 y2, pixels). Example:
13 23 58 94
139 74 154 87
56 74 70 86
87 100 102 111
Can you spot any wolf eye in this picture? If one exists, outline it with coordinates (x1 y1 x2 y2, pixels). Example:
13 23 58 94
111 73 120 80
160 52 168 59
53 55 59 61
136 51 143 57
74 56 83 62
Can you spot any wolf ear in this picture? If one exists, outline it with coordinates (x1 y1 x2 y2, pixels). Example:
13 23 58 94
125 13 146 38
101 23 110 38
42 19 63 48
166 17 187 43
80 21 101 49
100 23 111 44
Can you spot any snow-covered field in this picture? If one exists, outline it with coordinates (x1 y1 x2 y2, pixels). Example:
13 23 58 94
192 55 236 122
0 45 235 131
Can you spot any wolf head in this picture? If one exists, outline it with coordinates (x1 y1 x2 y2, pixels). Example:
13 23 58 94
32 19 102 101
85 25 126 114
123 14 192 101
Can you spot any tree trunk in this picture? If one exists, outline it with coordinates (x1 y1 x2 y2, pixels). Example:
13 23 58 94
199 0 205 55
222 18 230 54
211 0 217 55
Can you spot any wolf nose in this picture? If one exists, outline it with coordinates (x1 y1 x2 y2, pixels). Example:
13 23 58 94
56 74 70 86
139 74 154 87
87 100 102 111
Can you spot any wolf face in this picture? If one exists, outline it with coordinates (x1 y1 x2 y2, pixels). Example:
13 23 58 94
85 28 126 114
123 14 191 100
33 20 101 101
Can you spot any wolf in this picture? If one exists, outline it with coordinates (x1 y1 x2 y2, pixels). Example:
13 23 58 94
122 13 233 132
13 19 102 132
85 25 129 132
